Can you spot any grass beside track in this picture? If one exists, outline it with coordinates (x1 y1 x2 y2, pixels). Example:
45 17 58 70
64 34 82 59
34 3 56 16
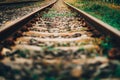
70 1 120 31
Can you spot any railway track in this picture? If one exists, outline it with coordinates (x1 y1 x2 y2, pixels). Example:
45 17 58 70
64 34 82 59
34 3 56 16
0 0 120 80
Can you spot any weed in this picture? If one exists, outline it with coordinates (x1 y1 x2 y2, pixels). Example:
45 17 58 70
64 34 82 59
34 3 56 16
100 37 113 56
42 11 76 18
72 1 120 30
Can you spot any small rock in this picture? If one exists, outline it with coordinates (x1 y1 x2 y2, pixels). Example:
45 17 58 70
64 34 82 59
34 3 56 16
71 66 82 77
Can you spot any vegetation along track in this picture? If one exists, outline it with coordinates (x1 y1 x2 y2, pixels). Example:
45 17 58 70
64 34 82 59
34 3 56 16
0 0 120 80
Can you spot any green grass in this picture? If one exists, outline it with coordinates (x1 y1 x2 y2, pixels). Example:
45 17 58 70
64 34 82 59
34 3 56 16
71 1 120 30
42 11 76 18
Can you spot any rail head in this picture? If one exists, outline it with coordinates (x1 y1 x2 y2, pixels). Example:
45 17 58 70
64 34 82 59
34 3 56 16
0 0 57 41
64 1 120 46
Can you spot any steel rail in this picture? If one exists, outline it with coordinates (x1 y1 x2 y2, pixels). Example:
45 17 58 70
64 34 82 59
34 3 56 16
64 1 120 46
0 0 57 41
0 0 120 46
0 1 119 79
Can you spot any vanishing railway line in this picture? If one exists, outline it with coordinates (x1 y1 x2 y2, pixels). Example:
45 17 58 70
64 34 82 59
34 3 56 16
0 0 120 80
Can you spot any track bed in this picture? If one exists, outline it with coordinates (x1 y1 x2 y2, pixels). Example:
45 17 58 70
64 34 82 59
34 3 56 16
0 0 120 80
